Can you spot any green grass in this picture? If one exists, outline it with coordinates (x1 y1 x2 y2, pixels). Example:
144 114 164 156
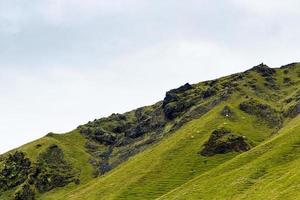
2 63 300 199
56 96 275 200
159 114 300 200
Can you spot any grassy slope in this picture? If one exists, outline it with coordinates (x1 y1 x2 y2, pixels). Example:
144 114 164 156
0 131 94 200
1 63 300 199
59 94 275 200
160 114 300 200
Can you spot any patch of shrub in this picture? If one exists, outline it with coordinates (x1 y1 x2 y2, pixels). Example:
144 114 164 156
34 145 78 193
0 151 31 192
14 183 35 200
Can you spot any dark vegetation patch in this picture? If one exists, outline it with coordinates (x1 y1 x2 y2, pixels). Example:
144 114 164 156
0 146 79 199
0 151 31 192
34 145 78 193
283 77 292 85
14 183 35 200
239 99 282 127
201 128 252 157
284 102 300 118
264 76 279 90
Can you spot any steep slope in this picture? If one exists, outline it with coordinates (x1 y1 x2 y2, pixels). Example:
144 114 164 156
159 114 300 200
1 62 300 200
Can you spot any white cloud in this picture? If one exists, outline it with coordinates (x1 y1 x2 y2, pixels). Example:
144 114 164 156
0 0 300 153
231 0 300 16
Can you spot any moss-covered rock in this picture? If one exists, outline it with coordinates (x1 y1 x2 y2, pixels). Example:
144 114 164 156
201 128 252 156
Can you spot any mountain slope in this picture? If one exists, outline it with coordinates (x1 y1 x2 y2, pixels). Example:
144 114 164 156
160 114 300 200
1 62 300 200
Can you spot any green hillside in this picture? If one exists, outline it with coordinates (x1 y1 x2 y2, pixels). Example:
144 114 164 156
1 63 300 200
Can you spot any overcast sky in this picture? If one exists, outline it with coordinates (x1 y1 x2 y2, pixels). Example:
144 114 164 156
0 0 299 153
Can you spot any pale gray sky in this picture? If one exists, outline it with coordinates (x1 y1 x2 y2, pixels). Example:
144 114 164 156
1 0 299 153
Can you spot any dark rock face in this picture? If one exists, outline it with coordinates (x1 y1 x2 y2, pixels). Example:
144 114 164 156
0 151 31 192
35 145 77 193
251 63 276 77
163 100 195 120
239 99 282 127
201 128 251 157
162 83 192 107
162 83 196 120
169 83 193 94
14 183 35 200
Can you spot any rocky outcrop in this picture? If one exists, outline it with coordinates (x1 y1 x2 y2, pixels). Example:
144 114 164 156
201 128 251 156
250 63 276 77
239 99 282 127
163 99 195 120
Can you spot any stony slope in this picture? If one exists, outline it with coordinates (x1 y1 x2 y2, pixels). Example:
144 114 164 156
1 62 300 200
